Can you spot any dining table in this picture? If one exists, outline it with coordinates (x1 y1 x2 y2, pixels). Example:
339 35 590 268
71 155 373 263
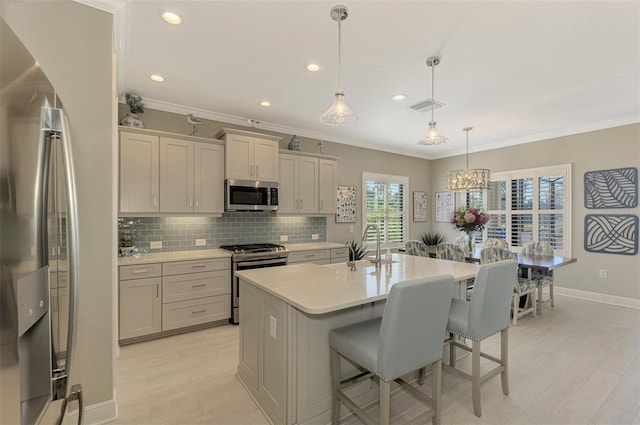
467 247 578 273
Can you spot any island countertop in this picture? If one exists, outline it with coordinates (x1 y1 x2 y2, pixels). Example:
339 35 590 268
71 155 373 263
235 253 479 315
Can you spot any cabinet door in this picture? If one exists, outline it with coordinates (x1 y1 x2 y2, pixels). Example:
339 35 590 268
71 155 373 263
120 132 159 212
278 154 298 213
194 142 224 213
253 138 280 182
160 137 194 212
319 159 338 214
226 134 254 180
298 157 319 213
119 277 162 340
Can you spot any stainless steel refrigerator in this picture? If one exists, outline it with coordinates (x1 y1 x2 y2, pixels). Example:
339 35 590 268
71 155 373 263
1 18 83 425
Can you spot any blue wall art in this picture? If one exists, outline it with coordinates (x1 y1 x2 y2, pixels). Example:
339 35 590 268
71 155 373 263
584 167 638 209
584 214 638 255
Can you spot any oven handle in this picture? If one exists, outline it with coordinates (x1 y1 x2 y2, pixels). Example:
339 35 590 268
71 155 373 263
235 257 288 269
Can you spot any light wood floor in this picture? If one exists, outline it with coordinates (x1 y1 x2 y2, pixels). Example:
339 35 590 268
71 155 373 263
113 296 640 425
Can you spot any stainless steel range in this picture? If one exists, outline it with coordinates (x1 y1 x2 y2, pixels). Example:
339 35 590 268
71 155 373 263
220 243 288 324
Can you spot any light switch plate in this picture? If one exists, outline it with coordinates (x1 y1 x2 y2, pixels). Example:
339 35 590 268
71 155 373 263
150 241 162 249
280 235 288 242
195 239 206 246
269 316 277 339
312 234 319 240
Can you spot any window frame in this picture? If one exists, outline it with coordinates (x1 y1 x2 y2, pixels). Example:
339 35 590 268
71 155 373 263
361 172 409 249
486 164 572 257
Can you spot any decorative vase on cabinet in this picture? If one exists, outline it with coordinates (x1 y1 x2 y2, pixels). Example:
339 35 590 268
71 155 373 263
120 113 144 128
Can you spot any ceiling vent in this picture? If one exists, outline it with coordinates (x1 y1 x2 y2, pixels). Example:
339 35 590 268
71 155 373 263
409 98 444 113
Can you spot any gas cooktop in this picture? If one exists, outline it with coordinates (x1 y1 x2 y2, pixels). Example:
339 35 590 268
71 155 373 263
219 243 287 255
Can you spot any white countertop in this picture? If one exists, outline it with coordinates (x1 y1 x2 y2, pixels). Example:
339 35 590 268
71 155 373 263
284 242 346 252
235 253 479 315
118 249 231 266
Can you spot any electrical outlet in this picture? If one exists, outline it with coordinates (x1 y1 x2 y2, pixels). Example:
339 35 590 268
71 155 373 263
312 233 319 240
599 269 608 279
349 225 354 233
150 241 162 249
269 316 277 339
280 235 288 242
195 239 206 246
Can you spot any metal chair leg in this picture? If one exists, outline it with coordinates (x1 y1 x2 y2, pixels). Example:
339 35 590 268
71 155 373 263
472 340 481 417
501 328 509 396
379 379 391 425
330 349 341 424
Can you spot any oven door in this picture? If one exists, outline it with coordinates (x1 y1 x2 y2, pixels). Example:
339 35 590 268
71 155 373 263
225 179 278 211
231 256 287 324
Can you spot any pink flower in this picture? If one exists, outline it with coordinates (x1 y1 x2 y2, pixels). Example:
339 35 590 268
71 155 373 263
464 212 476 223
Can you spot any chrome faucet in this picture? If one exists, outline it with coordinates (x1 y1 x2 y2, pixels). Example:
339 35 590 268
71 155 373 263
346 243 357 271
362 224 381 269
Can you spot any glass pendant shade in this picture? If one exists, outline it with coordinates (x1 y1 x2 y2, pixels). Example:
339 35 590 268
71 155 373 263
447 126 491 191
321 91 358 126
321 6 357 126
418 121 449 145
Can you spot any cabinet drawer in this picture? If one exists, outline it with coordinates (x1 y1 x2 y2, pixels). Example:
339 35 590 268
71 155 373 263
331 247 349 260
120 263 162 280
163 270 231 303
288 250 330 263
163 258 229 276
162 296 230 330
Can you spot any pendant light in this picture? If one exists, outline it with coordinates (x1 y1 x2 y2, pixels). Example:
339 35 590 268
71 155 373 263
320 5 358 126
447 127 491 191
418 56 448 145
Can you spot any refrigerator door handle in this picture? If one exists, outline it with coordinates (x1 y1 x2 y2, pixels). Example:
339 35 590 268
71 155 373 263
58 108 80 386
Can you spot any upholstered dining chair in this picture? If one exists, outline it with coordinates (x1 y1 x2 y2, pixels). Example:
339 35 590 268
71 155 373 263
481 247 537 325
436 242 466 262
521 241 555 313
444 259 517 417
483 238 509 249
330 275 455 425
405 239 430 257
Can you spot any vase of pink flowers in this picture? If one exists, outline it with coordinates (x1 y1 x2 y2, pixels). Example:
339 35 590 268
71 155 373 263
451 207 490 254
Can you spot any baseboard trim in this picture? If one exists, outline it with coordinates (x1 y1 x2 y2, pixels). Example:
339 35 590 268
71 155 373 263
554 287 640 310
65 399 117 425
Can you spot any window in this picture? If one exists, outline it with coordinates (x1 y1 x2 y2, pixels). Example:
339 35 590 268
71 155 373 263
362 172 408 248
486 164 571 256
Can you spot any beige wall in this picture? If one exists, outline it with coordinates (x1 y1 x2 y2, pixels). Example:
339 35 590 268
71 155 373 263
431 124 640 301
4 0 115 410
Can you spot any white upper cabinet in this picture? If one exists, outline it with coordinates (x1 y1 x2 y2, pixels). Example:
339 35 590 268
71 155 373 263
119 127 224 214
217 128 281 182
319 159 338 214
160 138 224 214
279 154 319 213
120 131 159 213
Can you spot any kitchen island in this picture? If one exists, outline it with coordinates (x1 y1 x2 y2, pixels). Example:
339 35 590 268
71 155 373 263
235 253 479 425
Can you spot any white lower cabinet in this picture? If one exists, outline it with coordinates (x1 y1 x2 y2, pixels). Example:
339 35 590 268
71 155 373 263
119 263 163 340
288 247 349 265
330 247 349 264
119 258 231 343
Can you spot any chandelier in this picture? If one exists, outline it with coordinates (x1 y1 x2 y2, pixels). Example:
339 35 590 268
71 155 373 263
447 127 491 191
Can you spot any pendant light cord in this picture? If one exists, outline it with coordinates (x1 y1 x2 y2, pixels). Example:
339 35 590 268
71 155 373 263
337 8 342 92
466 129 470 170
431 63 435 123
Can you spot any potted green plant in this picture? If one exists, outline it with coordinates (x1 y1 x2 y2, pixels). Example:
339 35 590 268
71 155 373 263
120 92 145 128
119 228 136 257
420 232 445 247
341 239 366 261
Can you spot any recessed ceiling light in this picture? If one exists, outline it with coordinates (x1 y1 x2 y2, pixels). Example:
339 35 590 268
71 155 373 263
259 101 271 107
149 74 165 82
162 12 181 25
391 94 407 101
306 64 320 72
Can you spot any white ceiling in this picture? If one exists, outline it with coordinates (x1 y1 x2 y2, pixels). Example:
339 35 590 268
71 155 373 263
87 0 639 159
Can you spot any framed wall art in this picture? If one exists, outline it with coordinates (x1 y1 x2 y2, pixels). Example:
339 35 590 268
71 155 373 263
336 185 357 223
435 192 454 222
413 191 428 222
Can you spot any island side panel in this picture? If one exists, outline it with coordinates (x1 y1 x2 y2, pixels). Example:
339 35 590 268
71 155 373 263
238 280 260 391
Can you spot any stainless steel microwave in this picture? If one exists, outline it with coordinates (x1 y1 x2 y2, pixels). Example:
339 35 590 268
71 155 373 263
225 179 278 211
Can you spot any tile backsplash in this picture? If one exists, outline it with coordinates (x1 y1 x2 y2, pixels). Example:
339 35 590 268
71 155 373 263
118 212 326 254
